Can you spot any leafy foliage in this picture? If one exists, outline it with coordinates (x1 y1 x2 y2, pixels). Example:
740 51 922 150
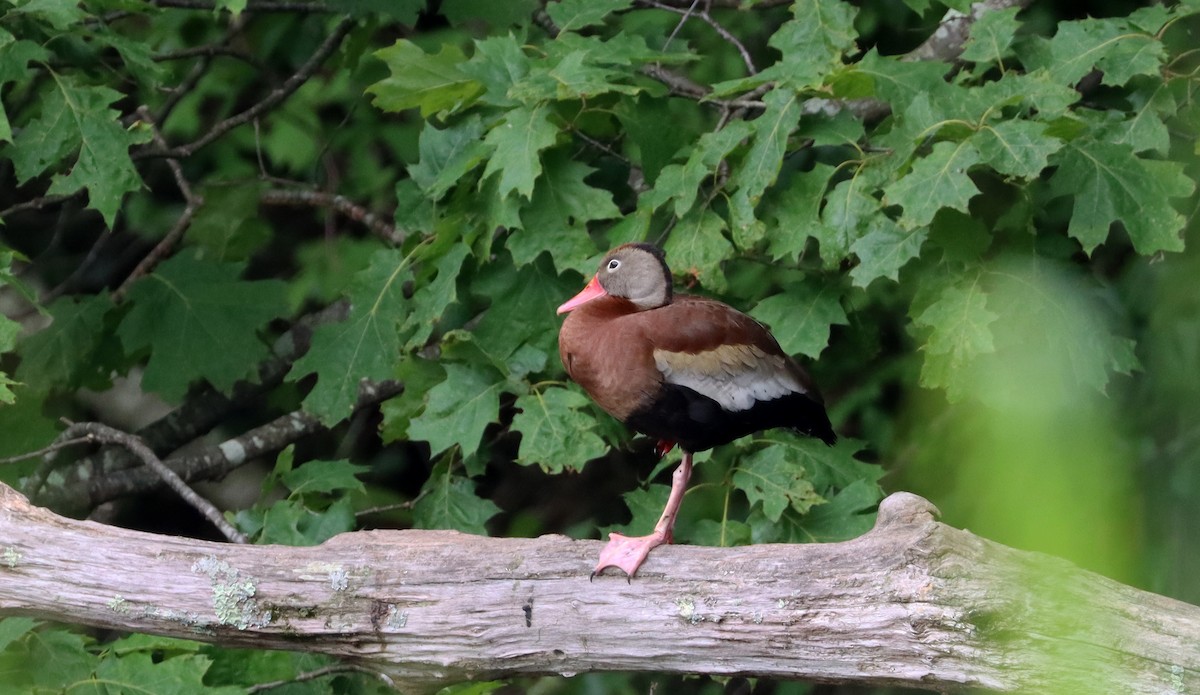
0 0 1198 692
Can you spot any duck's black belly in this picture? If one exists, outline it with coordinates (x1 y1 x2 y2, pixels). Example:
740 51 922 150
623 382 836 452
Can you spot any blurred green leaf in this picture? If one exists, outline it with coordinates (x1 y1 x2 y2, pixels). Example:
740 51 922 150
545 0 633 33
15 293 112 391
118 255 288 402
913 275 998 400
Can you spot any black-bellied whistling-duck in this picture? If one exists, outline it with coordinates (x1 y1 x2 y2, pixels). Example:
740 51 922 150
557 243 836 579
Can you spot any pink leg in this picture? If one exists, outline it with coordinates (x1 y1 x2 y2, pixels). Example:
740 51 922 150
593 452 693 580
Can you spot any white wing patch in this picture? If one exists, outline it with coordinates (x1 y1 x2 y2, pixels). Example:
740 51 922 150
653 345 803 412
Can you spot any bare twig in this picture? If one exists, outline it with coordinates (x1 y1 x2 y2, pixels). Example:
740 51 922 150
58 422 248 544
248 664 396 693
0 438 92 465
156 15 252 124
0 192 80 220
139 17 355 160
260 189 402 244
643 0 758 75
112 108 205 303
35 376 402 515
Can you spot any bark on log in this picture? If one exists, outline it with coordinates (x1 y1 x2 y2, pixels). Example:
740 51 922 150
0 482 1196 693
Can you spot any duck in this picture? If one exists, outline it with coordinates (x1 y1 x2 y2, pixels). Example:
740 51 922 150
557 243 836 578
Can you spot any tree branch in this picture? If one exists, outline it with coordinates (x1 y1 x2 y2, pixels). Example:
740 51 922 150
1 489 1196 694
260 189 402 244
31 301 350 516
138 17 355 160
34 377 403 515
53 422 248 544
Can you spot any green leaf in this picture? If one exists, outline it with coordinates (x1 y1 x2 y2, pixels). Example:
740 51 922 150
1110 82 1173 155
512 387 608 473
913 276 998 399
513 150 618 273
642 120 754 217
614 96 696 185
961 7 1022 63
460 34 530 108
0 618 36 653
849 217 927 287
0 628 96 691
11 80 150 227
408 363 505 460
885 140 982 230
15 293 112 391
368 40 483 117
443 0 538 28
412 459 501 534
793 478 881 542
732 446 823 523
402 243 471 350
281 460 369 497
690 518 752 547
481 104 560 200
765 163 835 262
0 388 57 478
771 0 857 75
95 652 243 695
254 496 356 546
0 30 48 143
855 49 953 113
663 207 732 292
517 50 642 100
979 258 1141 398
972 119 1061 179
380 357 446 444
290 248 411 424
409 116 488 200
545 0 633 33
6 0 86 30
1048 140 1192 255
603 483 671 537
729 89 801 248
814 175 877 266
1041 18 1164 88
189 184 271 262
472 252 577 361
751 283 847 359
118 255 288 402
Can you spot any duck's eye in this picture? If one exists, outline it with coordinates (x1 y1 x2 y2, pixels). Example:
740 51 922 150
607 259 621 271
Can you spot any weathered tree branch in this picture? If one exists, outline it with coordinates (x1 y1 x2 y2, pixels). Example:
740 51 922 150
1 488 1196 693
31 300 350 516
